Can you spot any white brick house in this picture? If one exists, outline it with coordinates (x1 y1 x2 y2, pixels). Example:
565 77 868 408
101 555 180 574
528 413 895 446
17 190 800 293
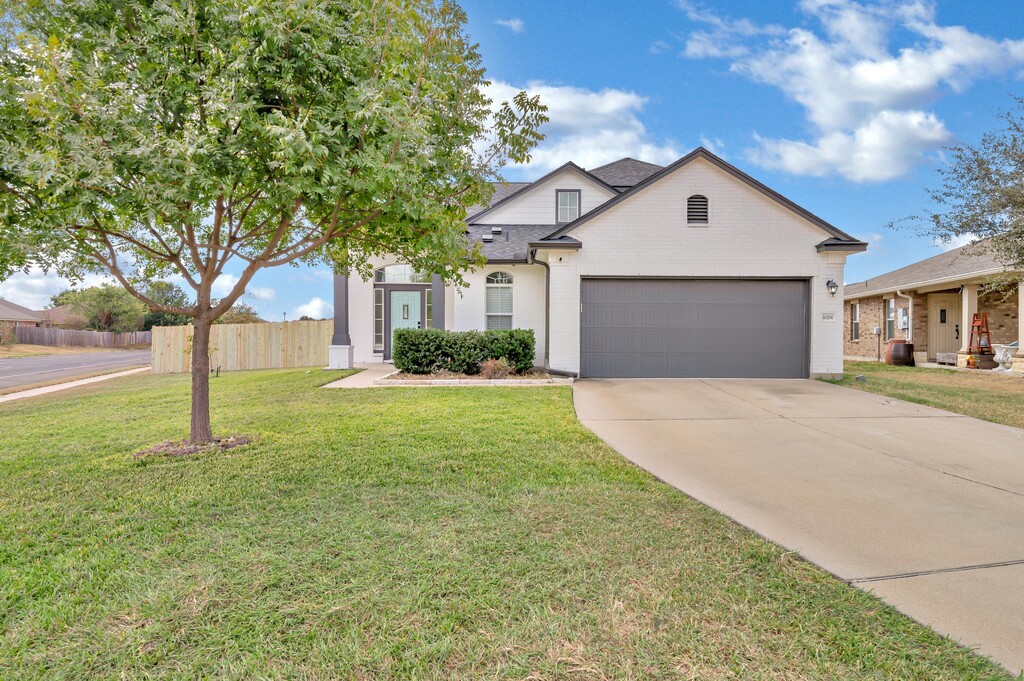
329 148 866 378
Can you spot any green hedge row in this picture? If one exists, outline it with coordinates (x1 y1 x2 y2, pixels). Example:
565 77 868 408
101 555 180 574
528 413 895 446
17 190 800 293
392 328 536 374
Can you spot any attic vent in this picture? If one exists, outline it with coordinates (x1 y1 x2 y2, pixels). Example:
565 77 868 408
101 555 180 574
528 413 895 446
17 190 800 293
491 226 502 234
481 234 493 242
687 195 709 224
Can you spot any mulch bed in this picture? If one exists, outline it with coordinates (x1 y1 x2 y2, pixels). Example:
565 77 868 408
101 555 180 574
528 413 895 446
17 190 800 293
133 435 253 459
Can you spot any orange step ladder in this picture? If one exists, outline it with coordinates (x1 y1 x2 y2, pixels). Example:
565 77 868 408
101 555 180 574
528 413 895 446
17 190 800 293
967 312 994 356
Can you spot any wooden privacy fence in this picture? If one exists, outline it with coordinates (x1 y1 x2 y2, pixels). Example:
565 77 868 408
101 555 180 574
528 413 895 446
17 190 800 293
16 326 151 348
151 319 332 374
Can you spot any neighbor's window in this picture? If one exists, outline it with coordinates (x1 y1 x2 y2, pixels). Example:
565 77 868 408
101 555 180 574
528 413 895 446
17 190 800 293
556 190 580 223
485 271 513 330
373 288 384 351
885 298 896 339
687 194 709 224
851 303 860 341
374 264 430 284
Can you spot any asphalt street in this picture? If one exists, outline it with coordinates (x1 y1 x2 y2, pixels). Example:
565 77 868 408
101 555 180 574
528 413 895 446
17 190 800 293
0 350 151 391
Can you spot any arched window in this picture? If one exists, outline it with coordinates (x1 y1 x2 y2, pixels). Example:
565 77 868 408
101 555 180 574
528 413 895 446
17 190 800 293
373 264 431 284
687 194 709 224
485 271 513 330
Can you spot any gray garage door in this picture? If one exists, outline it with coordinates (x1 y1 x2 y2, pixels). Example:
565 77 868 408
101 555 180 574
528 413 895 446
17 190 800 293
580 279 809 378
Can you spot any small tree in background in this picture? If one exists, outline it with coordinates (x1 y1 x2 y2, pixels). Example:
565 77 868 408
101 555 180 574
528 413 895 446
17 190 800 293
906 96 1024 280
142 282 193 330
217 302 264 325
60 285 146 333
1 1 546 445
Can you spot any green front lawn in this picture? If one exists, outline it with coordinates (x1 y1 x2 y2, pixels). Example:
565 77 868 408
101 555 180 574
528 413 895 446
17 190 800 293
835 361 1024 429
0 370 1011 679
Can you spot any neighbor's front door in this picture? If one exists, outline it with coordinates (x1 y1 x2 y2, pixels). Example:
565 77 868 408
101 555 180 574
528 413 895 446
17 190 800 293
389 290 421 358
928 293 960 358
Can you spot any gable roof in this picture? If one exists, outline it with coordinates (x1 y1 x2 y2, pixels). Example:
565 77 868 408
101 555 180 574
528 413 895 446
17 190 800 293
464 181 531 220
465 162 618 224
587 157 663 188
543 147 866 251
844 241 1014 299
0 298 42 323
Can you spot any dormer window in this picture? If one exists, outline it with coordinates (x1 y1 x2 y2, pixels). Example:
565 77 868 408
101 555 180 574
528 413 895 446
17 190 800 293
687 194 709 224
556 190 581 223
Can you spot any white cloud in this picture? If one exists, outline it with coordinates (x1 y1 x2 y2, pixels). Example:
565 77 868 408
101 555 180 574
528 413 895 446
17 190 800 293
864 231 884 251
748 110 951 182
699 135 725 157
211 273 239 298
933 233 977 252
678 0 1024 182
495 18 524 33
485 81 680 173
249 287 276 301
0 268 112 310
650 40 673 55
294 297 332 319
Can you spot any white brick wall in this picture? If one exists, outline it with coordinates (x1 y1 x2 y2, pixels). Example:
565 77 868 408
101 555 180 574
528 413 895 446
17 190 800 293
454 264 547 364
538 156 850 377
347 258 547 366
475 168 614 225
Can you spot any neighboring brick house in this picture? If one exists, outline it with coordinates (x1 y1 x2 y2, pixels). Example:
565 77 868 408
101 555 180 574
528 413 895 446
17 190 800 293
843 242 1022 372
35 304 89 330
0 297 43 332
329 148 868 378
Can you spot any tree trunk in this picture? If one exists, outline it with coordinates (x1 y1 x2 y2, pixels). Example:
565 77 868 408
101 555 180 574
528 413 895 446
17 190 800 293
190 316 214 444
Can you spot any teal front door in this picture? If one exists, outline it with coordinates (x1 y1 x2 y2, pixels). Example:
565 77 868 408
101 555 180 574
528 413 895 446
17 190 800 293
389 290 422 357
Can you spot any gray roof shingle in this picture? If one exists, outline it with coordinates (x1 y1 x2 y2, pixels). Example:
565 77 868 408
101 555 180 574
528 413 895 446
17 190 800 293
466 224 567 262
587 158 663 188
844 241 1014 299
0 298 42 323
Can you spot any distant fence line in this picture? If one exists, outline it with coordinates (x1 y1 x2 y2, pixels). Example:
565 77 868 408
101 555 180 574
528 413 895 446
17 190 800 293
16 326 151 348
151 319 332 374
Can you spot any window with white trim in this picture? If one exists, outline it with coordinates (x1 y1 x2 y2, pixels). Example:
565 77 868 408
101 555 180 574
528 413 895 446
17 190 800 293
556 190 580 223
485 271 513 330
885 298 896 339
851 303 860 340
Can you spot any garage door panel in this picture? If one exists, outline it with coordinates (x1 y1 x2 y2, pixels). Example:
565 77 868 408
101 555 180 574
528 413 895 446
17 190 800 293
580 279 809 378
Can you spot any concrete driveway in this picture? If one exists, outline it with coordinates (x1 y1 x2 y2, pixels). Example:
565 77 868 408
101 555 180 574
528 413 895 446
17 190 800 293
574 378 1024 675
0 350 151 391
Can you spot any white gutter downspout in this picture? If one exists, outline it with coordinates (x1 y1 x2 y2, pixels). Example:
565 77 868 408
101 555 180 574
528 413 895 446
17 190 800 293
896 289 913 342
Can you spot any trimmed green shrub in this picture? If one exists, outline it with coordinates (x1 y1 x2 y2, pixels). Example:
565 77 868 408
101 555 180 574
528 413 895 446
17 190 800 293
392 328 536 375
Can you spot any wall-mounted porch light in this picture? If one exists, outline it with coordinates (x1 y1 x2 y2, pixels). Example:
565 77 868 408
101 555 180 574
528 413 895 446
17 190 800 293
826 279 839 297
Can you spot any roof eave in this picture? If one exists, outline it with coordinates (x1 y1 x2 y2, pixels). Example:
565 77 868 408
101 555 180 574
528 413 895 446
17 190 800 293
843 267 1012 300
528 240 583 251
816 240 868 253
466 162 619 225
547 147 860 244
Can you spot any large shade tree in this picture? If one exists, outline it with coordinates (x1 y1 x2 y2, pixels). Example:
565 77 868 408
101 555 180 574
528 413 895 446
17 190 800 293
911 96 1024 273
0 0 546 444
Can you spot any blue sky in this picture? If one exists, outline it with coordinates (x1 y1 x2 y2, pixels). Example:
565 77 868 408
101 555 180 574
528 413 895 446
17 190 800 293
3 0 1024 318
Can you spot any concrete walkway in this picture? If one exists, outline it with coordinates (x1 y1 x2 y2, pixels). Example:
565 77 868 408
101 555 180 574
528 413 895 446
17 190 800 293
0 366 150 404
322 364 393 388
574 378 1024 675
